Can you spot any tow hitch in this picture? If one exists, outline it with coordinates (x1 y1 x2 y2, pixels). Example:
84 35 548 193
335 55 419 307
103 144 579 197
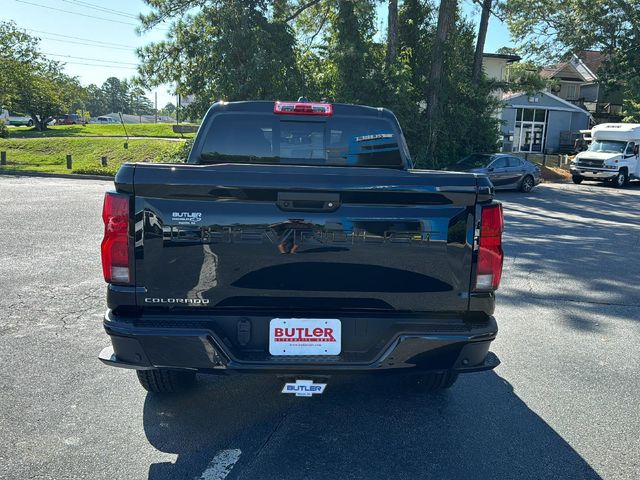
279 376 330 397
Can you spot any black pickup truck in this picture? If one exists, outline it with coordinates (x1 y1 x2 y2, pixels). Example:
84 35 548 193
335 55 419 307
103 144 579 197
98 100 503 396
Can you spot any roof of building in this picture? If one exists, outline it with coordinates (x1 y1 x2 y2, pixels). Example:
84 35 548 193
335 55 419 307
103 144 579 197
540 53 601 83
502 90 593 116
482 52 522 63
576 50 607 74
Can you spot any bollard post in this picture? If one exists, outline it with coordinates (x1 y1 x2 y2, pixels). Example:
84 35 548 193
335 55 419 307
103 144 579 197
542 154 547 167
66 154 72 170
101 156 107 167
1 151 6 166
557 155 561 167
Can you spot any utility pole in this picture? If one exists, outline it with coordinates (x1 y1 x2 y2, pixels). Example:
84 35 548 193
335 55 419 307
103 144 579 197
154 91 158 123
176 94 180 125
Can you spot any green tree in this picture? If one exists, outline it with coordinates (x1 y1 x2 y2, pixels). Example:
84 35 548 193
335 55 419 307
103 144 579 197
501 0 640 120
0 21 84 130
159 102 176 118
0 21 40 108
135 1 503 166
128 86 154 116
85 84 107 117
397 1 501 166
472 0 492 85
327 0 381 104
102 77 130 114
137 0 303 119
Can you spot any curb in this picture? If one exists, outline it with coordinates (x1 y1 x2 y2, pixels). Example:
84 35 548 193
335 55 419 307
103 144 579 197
0 169 113 181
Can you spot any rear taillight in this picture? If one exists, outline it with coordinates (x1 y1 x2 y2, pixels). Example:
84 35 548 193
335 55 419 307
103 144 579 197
101 192 130 283
475 203 503 291
274 101 333 116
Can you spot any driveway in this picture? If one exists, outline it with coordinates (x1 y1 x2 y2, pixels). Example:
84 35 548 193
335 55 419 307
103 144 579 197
0 176 638 479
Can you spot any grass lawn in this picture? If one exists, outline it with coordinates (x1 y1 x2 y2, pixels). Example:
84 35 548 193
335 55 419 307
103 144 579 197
0 137 187 176
6 123 197 139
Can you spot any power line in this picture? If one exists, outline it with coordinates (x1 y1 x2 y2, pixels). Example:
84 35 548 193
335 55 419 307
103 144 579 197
61 60 137 70
61 0 140 20
38 36 132 52
26 28 134 48
42 52 139 66
14 0 139 26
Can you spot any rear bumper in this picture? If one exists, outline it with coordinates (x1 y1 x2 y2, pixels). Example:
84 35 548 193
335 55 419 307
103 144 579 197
99 310 499 375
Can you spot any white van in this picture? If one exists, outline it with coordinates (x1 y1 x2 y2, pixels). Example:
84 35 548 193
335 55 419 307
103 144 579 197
570 123 640 187
96 116 117 124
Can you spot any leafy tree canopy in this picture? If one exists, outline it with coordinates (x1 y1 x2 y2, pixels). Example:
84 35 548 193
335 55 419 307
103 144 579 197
0 21 84 130
136 0 502 167
501 0 640 120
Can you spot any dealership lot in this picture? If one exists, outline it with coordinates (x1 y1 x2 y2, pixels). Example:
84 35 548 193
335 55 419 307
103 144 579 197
1 176 639 480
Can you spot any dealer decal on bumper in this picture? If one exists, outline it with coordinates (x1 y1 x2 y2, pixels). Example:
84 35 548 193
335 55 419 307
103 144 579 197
282 379 327 397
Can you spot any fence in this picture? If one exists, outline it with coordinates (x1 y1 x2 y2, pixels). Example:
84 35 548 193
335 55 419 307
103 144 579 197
513 152 571 169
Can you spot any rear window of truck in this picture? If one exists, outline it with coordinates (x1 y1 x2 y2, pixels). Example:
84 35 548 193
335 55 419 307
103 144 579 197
197 113 405 168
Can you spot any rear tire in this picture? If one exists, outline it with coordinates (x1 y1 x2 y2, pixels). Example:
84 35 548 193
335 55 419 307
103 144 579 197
136 369 196 393
519 175 535 192
411 372 459 392
27 119 33 127
572 175 583 184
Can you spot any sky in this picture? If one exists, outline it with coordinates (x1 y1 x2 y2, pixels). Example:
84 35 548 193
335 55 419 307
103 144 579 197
2 0 515 110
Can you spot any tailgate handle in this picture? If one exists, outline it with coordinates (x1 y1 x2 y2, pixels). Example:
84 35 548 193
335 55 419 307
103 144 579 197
277 192 340 212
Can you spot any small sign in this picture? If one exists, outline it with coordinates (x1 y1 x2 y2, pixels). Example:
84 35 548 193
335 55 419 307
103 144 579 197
282 379 327 397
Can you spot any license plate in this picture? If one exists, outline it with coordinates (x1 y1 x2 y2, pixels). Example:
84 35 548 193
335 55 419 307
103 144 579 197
269 318 341 356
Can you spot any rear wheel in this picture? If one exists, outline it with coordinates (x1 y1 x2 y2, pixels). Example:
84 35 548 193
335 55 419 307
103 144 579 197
519 175 535 192
572 175 583 184
136 369 196 393
27 119 33 127
410 372 459 392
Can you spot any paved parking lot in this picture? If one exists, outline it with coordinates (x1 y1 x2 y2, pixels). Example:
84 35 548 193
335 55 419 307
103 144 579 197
1 175 639 479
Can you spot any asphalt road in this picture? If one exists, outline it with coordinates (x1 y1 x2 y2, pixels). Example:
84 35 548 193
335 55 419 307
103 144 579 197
1 175 639 480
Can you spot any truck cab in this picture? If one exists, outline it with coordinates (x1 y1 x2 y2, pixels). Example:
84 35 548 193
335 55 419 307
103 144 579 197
570 123 640 187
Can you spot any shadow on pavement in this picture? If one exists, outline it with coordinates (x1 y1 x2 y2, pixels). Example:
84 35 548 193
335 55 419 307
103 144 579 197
495 184 640 329
144 371 601 479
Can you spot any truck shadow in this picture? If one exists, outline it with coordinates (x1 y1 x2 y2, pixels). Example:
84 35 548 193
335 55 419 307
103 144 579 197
143 371 601 480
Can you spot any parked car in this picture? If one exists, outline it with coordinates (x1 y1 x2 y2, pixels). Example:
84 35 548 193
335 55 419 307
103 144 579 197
98 100 503 396
95 116 118 124
450 153 541 192
1 109 33 127
57 114 87 125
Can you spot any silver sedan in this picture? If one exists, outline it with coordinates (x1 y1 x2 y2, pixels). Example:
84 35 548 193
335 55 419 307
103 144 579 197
450 153 542 192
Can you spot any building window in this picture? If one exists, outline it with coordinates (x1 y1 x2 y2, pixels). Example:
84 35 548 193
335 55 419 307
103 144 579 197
514 108 548 153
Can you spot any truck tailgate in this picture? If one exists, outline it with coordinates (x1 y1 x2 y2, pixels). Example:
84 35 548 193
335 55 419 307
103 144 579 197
131 163 478 313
